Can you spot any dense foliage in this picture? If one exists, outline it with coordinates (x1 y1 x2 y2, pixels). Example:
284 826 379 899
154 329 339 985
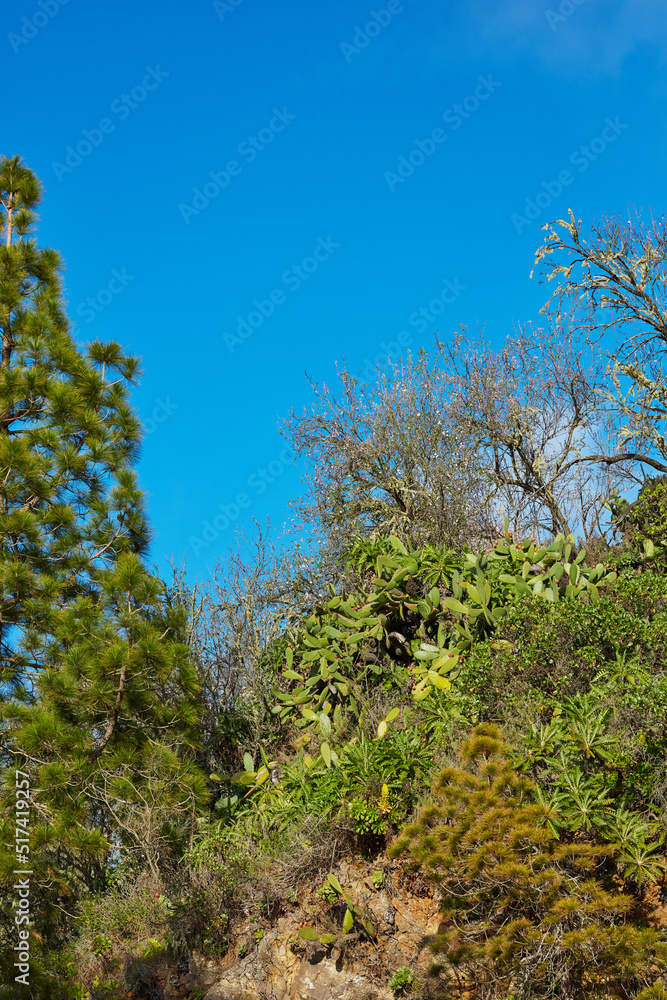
390 725 667 999
2 163 667 999
273 531 618 728
0 157 206 998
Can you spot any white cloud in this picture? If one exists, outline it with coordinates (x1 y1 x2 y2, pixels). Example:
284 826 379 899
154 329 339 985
418 0 667 78
487 0 666 74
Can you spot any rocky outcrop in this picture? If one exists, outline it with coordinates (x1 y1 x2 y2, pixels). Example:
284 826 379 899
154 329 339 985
134 856 667 1000
201 858 443 1000
203 947 392 1000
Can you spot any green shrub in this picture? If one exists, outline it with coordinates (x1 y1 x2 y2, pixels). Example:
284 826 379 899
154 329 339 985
92 933 113 957
272 532 617 726
348 795 392 836
489 579 667 708
207 721 437 858
140 937 166 961
627 476 667 553
317 879 339 903
76 876 167 947
515 689 667 884
448 642 495 721
390 964 417 994
371 870 384 890
390 724 667 1000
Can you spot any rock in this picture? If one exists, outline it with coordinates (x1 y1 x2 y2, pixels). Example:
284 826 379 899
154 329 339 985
203 926 299 999
365 890 396 934
191 950 228 987
203 942 394 1000
203 968 267 999
290 955 392 1000
202 858 443 1000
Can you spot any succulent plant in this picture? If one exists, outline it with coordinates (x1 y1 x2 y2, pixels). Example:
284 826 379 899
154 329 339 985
272 531 617 724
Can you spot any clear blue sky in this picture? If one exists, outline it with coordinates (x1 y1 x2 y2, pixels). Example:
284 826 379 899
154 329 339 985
3 0 666 579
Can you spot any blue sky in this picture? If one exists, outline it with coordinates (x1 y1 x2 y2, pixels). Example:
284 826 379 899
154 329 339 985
3 0 667 579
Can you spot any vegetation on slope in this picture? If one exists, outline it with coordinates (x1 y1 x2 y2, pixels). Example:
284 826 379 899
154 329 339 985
2 157 667 998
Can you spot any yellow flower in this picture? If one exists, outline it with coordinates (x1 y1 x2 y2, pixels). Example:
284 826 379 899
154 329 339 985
378 784 391 813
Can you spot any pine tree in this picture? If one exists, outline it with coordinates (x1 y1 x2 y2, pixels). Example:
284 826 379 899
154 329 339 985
0 157 206 995
0 155 148 684
390 724 667 999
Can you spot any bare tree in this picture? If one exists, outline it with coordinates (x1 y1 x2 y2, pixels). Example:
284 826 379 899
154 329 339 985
94 742 201 881
281 352 498 551
437 324 634 541
180 523 334 765
534 209 667 479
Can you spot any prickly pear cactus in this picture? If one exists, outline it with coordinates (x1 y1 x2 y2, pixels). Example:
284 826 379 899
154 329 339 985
272 532 616 724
